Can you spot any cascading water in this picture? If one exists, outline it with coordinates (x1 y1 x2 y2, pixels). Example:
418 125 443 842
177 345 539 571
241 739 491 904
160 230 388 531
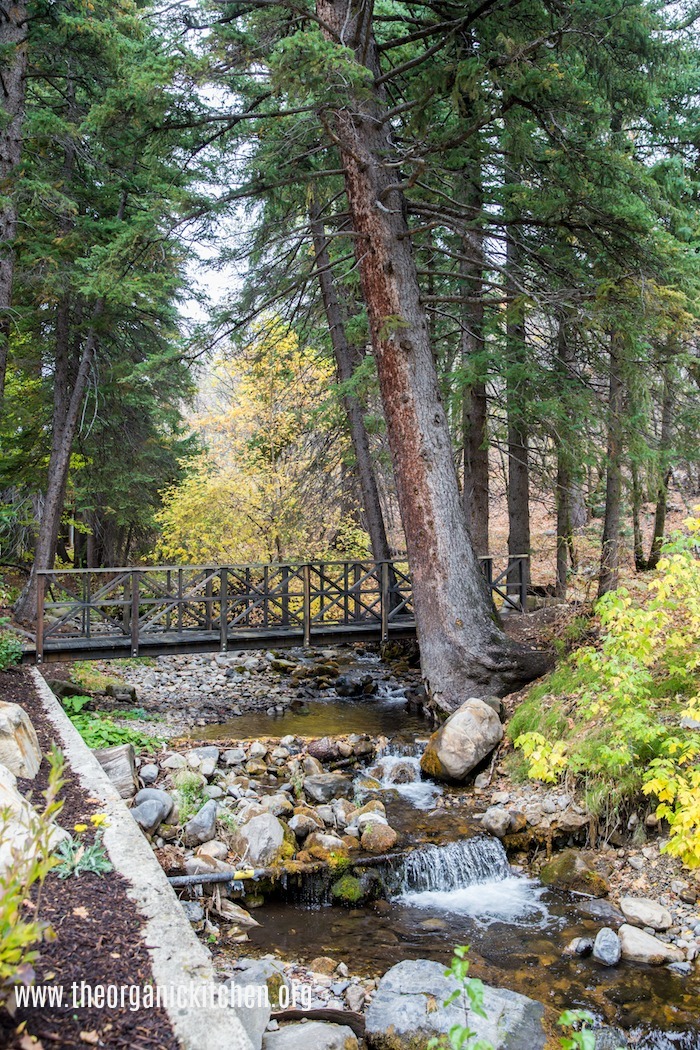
366 752 442 810
393 836 551 928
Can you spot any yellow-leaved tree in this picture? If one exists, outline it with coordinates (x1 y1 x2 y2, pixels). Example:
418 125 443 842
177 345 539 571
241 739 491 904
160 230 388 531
156 321 368 563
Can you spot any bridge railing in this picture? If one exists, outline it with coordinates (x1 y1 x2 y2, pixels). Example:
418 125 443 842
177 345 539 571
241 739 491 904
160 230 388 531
35 555 528 661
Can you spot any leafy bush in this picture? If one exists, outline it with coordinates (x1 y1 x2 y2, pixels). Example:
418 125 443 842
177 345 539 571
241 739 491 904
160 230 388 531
511 514 700 867
0 751 64 1008
66 710 163 752
0 618 23 672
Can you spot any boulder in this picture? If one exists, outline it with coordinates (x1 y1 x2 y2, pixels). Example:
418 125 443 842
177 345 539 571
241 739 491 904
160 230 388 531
95 743 138 799
288 813 322 840
539 850 609 897
258 793 294 818
0 763 68 876
592 928 621 966
263 1022 358 1050
139 763 159 785
365 959 546 1050
619 896 672 931
618 924 684 965
183 799 218 846
233 812 284 866
481 806 511 838
0 702 41 778
304 773 354 804
420 699 503 782
361 823 398 854
223 748 246 766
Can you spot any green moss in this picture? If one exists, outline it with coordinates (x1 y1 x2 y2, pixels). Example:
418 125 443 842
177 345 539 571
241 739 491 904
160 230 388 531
71 661 126 694
331 874 363 903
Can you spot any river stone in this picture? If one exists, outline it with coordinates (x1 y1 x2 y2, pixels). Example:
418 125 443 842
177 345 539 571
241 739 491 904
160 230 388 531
592 928 621 966
304 773 354 803
618 924 684 964
563 937 593 957
356 811 388 831
306 831 346 852
0 703 41 779
183 799 218 846
361 823 398 854
263 1022 358 1050
223 748 246 766
481 806 511 838
539 850 609 897
231 958 291 1008
162 752 187 770
365 959 546 1050
577 899 625 926
594 1028 628 1049
233 812 284 866
131 799 169 835
258 793 294 818
303 754 324 775
139 763 159 785
420 699 503 782
288 813 321 839
134 788 173 820
619 896 672 931
187 745 220 768
197 839 228 861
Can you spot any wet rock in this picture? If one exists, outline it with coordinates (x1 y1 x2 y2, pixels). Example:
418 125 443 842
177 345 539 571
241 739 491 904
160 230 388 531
216 899 260 928
618 924 684 964
134 788 173 820
263 1022 358 1050
539 850 609 898
592 928 621 966
481 806 511 838
233 812 285 866
619 896 672 931
183 799 218 846
331 871 383 906
577 899 625 926
594 1028 628 1049
420 699 503 782
563 937 593 957
0 701 42 778
361 823 398 854
668 961 693 976
304 773 354 804
365 959 546 1050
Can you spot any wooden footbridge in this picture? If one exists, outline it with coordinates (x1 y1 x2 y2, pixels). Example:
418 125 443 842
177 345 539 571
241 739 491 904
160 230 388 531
28 555 529 663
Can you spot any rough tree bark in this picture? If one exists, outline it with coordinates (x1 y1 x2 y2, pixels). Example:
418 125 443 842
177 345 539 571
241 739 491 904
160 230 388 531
598 335 624 597
504 200 531 598
554 319 579 598
309 202 393 564
0 0 28 409
633 355 674 571
315 0 549 711
460 175 489 557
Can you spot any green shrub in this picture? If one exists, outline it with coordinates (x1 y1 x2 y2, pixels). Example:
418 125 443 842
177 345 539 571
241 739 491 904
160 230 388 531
0 618 23 672
0 751 64 1008
67 711 163 752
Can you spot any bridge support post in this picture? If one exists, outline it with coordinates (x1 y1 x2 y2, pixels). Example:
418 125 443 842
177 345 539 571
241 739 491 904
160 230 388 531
302 564 311 647
219 568 228 652
36 573 45 664
380 561 389 642
130 571 140 657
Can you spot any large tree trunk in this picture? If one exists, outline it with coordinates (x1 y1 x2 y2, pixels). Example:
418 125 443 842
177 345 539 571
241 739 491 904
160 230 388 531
309 203 393 564
315 0 549 712
554 319 578 598
598 336 624 597
504 208 531 599
15 314 102 622
0 0 28 409
632 356 674 572
460 175 489 557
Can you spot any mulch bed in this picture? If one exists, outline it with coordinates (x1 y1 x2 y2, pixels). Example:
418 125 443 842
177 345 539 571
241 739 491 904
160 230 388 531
0 666 179 1050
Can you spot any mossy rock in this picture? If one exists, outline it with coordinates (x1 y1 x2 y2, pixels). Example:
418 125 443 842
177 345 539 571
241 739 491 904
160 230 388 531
540 849 609 897
331 869 384 906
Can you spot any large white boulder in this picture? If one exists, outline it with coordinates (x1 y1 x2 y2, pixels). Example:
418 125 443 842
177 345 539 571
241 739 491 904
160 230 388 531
619 896 672 931
0 762 67 877
0 701 41 778
618 924 684 965
365 959 546 1050
420 699 503 782
233 812 284 867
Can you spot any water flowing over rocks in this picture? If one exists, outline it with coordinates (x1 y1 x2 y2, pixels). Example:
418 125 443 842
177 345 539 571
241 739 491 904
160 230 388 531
420 698 503 781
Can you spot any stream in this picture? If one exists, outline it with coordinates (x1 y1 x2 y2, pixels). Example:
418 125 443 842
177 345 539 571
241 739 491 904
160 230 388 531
184 648 700 1045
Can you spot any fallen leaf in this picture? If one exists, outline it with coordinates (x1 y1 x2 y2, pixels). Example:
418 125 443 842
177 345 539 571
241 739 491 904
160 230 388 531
72 907 90 919
43 972 55 981
79 1032 99 1045
109 952 120 959
19 1035 43 1049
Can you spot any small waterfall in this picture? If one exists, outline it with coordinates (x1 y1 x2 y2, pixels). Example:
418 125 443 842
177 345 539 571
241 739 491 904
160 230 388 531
393 837 551 929
396 837 511 894
362 751 442 810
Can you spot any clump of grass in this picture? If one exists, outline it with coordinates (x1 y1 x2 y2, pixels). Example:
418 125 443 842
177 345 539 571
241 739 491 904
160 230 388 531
70 661 126 694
